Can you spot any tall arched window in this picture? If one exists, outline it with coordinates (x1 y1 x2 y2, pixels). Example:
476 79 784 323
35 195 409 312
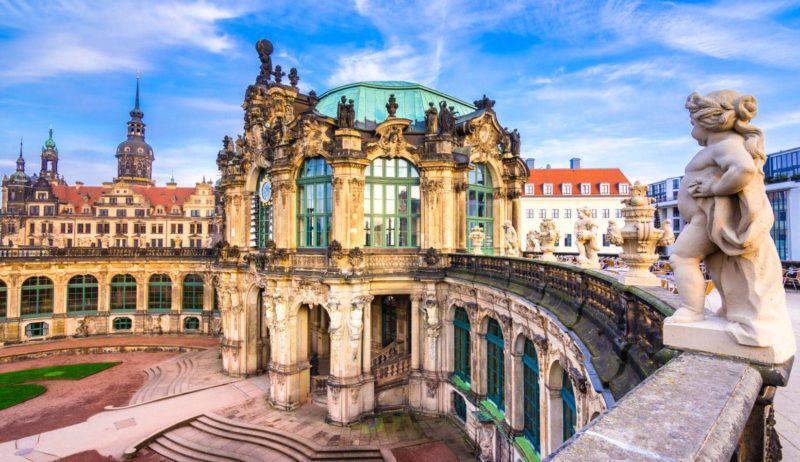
562 370 577 441
0 280 7 318
297 157 332 248
523 339 541 452
21 276 54 316
381 296 398 347
67 275 99 313
182 274 204 311
110 274 137 311
486 318 505 410
453 307 471 383
467 163 494 254
364 158 420 247
148 274 172 311
254 169 273 247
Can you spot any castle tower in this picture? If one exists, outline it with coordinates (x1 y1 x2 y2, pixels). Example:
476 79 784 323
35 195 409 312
39 126 59 183
114 76 154 185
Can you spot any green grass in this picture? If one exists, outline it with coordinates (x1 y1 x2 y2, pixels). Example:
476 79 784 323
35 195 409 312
0 362 120 409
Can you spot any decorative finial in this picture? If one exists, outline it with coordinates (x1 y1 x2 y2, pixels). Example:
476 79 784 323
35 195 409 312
273 65 285 84
386 94 398 118
135 74 141 111
308 89 318 106
44 126 56 149
288 68 299 87
474 94 495 110
19 137 23 157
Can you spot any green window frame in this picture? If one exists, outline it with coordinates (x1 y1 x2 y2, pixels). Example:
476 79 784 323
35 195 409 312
21 276 54 316
297 157 332 248
113 317 132 330
110 274 137 311
184 316 200 330
523 339 541 453
25 321 49 337
67 275 99 313
256 169 273 247
486 318 505 410
364 157 420 247
562 370 577 441
453 307 471 383
182 274 204 311
467 163 494 255
148 274 172 311
0 280 7 318
380 296 398 347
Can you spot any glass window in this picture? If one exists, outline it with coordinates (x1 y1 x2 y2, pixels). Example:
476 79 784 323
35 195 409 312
562 183 572 195
113 317 132 330
0 280 7 318
564 209 572 219
25 322 49 337
297 158 332 248
110 274 137 310
523 339 541 453
602 209 610 219
562 371 577 441
381 296 398 347
453 307 471 383
21 276 54 316
552 209 559 219
184 316 200 330
67 275 99 313
539 209 546 219
524 184 534 195
453 391 467 422
580 183 591 195
256 169 273 247
543 183 553 195
364 158 420 248
526 209 534 219
599 183 610 195
619 183 629 195
182 274 204 311
467 164 494 254
486 318 505 410
565 233 572 247
148 274 172 311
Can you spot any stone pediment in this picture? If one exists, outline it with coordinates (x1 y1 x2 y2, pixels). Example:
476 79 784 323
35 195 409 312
263 86 298 127
364 117 418 160
462 111 504 159
290 116 334 161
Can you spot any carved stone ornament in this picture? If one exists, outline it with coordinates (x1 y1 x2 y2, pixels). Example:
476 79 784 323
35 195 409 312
465 113 502 159
264 88 296 127
425 379 438 398
525 229 541 253
503 220 520 257
348 247 365 267
423 247 440 266
574 206 600 268
470 225 486 255
293 118 333 160
535 218 560 262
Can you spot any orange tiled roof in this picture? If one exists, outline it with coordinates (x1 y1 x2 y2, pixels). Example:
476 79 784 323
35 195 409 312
51 184 199 210
524 168 631 196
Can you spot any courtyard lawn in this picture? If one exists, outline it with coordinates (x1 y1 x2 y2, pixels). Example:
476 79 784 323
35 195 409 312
0 362 120 410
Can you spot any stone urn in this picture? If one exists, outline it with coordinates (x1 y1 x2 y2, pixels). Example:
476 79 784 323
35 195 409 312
469 226 485 255
534 219 559 262
618 181 674 285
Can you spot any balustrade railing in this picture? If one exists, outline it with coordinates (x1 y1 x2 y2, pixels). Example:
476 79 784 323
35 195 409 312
311 375 328 395
0 246 217 260
372 341 411 388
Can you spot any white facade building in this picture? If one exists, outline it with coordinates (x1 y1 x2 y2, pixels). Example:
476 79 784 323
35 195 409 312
520 158 631 256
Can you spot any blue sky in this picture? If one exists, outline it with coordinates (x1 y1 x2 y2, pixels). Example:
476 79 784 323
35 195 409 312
1 0 799 186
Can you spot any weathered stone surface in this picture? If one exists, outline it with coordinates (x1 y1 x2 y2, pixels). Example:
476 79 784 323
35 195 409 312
547 353 762 462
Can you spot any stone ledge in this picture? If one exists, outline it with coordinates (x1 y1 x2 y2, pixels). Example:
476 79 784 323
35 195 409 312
546 353 762 462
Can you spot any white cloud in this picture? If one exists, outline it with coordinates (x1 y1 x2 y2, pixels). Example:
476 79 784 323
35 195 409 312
328 43 440 87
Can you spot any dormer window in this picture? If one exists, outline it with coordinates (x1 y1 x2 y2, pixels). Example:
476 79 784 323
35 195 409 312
543 183 553 195
36 192 47 200
156 207 164 214
619 183 629 195
562 183 572 195
524 183 534 195
580 183 591 195
599 183 610 195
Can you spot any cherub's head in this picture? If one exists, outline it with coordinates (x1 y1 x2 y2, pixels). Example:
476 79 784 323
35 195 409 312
685 90 764 160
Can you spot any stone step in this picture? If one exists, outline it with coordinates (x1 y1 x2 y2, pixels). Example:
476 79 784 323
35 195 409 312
189 419 306 461
199 413 384 461
149 441 197 462
161 431 255 462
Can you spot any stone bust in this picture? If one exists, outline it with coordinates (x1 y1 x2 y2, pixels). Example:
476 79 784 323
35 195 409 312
666 90 791 350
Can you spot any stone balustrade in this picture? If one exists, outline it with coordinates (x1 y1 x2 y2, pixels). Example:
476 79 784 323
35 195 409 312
0 246 218 260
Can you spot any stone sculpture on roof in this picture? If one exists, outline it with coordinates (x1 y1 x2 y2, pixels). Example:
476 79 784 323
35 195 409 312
255 39 273 85
438 101 455 136
425 102 438 134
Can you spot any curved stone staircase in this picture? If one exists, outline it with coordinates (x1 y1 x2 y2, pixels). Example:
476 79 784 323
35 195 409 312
129 350 204 405
145 413 385 461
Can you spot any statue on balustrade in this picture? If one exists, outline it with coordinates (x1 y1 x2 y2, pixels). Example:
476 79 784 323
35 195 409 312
575 206 600 268
525 229 541 252
424 102 438 134
503 220 520 257
535 218 560 262
666 90 793 351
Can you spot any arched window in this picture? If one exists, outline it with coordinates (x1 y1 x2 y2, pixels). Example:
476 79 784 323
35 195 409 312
562 370 577 441
67 275 99 313
453 307 471 383
0 280 7 318
110 274 137 311
254 169 273 247
148 274 172 311
523 339 541 452
486 318 504 410
381 296 398 347
467 163 494 254
184 316 200 330
297 157 332 248
182 274 204 311
213 287 219 313
21 276 54 316
113 317 132 330
364 158 420 247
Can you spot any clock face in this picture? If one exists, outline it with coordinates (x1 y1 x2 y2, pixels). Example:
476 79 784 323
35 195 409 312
259 178 272 203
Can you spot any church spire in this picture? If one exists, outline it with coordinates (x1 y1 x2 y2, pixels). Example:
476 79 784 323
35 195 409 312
17 137 25 172
129 74 144 121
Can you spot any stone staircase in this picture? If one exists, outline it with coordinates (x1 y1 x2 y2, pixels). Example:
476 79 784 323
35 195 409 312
145 413 385 461
129 350 205 405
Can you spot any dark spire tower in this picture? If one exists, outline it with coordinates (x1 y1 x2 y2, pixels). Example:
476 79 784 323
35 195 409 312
115 75 155 185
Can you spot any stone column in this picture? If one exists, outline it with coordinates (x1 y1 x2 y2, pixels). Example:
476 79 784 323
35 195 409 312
361 300 372 374
473 332 487 396
170 272 182 334
202 274 214 334
509 350 525 431
5 276 20 342
51 273 67 337
329 158 367 252
546 386 564 455
410 296 421 370
135 273 147 333
95 271 109 335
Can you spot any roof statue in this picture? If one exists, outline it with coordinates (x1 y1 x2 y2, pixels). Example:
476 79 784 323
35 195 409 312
424 102 438 134
438 101 455 136
509 128 521 156
474 94 495 110
255 39 273 85
273 65 285 85
336 96 355 129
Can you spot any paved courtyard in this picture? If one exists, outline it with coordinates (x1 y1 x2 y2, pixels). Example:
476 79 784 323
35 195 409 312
775 290 800 461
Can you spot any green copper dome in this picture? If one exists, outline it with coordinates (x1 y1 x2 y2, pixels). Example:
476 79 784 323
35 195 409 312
44 127 56 149
316 81 476 125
